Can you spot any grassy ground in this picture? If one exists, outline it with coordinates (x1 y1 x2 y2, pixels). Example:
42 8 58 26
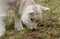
0 0 60 39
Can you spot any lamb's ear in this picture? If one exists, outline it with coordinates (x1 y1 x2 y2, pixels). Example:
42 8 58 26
29 12 34 16
40 6 49 11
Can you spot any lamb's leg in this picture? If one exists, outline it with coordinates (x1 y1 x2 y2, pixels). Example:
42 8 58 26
0 3 9 36
0 6 8 36
14 16 24 31
0 17 6 36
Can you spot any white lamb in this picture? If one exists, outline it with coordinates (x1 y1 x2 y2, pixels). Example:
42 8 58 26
20 0 49 29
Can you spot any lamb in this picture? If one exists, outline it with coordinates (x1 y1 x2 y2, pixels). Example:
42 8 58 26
0 0 49 36
20 0 49 29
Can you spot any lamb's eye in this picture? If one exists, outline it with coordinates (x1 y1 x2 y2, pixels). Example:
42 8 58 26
30 18 33 22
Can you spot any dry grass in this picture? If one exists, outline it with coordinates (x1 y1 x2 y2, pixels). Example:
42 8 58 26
0 0 60 39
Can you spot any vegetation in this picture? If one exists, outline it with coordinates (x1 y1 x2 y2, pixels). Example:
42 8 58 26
0 0 60 39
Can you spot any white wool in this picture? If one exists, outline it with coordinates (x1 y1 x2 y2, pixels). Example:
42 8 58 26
0 2 9 36
0 5 8 16
0 0 23 37
0 17 6 36
0 0 49 36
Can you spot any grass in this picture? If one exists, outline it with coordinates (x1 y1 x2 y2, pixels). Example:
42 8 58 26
0 0 60 39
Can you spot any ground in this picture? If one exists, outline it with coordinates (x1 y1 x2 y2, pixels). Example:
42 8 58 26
0 0 60 39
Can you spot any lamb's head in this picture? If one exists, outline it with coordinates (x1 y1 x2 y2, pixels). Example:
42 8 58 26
28 4 49 24
21 4 49 30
